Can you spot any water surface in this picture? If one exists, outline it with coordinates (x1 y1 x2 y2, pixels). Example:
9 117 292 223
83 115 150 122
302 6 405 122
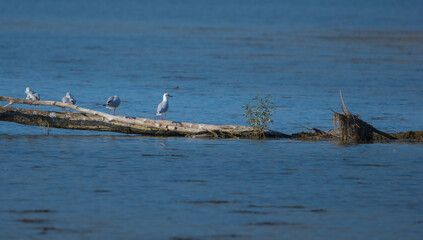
1 0 423 239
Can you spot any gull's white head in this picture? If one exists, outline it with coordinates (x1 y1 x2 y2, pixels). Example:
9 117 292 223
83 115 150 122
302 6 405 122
163 93 173 100
25 87 31 93
66 92 71 98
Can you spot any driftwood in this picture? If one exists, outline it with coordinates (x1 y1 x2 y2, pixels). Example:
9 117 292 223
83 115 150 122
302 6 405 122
290 91 400 141
288 123 337 139
0 96 290 139
1 95 419 141
332 91 396 141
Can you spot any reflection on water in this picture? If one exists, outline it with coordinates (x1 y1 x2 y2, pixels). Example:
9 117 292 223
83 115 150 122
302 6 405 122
1 0 423 239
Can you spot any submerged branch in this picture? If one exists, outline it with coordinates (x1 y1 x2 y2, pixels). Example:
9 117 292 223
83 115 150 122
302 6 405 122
288 123 337 139
339 90 351 115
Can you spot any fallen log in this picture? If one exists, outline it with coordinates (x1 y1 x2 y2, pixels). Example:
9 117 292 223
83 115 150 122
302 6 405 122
0 96 290 139
288 123 338 139
390 131 423 140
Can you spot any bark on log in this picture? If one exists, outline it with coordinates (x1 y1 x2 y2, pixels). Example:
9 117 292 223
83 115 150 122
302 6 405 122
0 96 290 139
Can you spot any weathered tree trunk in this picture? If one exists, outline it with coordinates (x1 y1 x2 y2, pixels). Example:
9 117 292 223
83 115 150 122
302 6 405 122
332 91 396 141
0 96 290 138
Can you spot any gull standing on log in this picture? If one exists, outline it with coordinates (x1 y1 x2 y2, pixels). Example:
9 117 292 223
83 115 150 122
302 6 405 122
156 93 172 120
62 92 76 112
106 95 120 115
25 87 40 109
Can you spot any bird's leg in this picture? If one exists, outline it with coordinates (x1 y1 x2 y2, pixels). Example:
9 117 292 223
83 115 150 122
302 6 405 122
164 113 166 120
109 109 111 114
113 109 116 116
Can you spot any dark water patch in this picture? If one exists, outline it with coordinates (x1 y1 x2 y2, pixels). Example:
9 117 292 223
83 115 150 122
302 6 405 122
94 165 107 168
248 221 305 227
186 200 235 205
123 53 143 57
399 174 413 177
84 46 109 51
316 32 423 43
172 179 206 183
341 176 365 180
224 37 276 43
209 234 247 239
371 116 390 120
193 26 239 33
247 204 307 209
406 203 420 209
266 171 295 175
203 143 227 147
159 70 195 74
37 227 56 234
346 57 420 65
171 236 201 240
385 204 400 208
162 75 208 81
158 25 240 33
53 59 90 64
10 209 55 214
415 220 423 224
6 71 20 74
142 154 186 157
18 218 48 224
32 165 42 168
69 68 83 72
171 237 200 240
118 73 142 79
246 53 286 59
37 226 86 235
232 210 270 215
310 209 328 213
347 163 393 168
278 205 306 209
357 182 371 185
165 148 179 151
210 54 229 60
172 234 245 240
93 190 110 193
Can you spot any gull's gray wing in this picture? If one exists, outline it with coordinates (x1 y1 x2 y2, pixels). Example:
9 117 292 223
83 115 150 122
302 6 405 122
106 96 114 106
157 101 168 114
33 92 40 101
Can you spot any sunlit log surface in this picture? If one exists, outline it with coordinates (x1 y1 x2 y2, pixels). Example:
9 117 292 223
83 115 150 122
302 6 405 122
0 96 291 138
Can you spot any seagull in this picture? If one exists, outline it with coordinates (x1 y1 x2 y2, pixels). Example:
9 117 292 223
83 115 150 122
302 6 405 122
25 87 40 109
156 93 172 120
106 95 120 115
62 92 76 112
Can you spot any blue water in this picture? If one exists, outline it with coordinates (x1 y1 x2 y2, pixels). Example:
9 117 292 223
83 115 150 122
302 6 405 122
1 0 423 239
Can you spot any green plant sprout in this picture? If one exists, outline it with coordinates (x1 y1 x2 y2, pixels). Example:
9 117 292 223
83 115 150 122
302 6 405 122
243 94 276 138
